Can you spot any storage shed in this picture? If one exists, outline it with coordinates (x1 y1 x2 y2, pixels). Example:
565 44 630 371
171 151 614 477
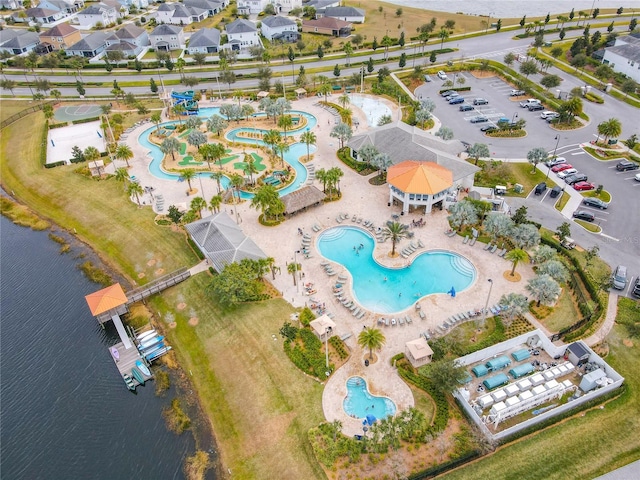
491 389 507 402
477 394 494 409
566 342 590 366
519 390 533 402
505 384 520 397
530 373 545 385
517 378 532 391
580 368 606 392
483 373 509 390
490 401 506 416
505 396 520 407
511 348 531 362
509 363 535 379
486 356 511 371
472 364 489 378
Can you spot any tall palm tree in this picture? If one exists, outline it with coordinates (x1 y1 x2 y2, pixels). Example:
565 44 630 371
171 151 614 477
596 118 622 144
209 194 222 214
172 103 185 125
316 168 329 192
278 114 293 138
300 130 316 161
243 153 258 184
338 92 350 109
229 173 244 203
209 142 226 169
318 81 332 103
114 167 129 190
151 112 162 134
180 168 197 193
358 327 386 360
275 139 289 166
115 144 134 168
287 261 301 286
263 129 281 160
382 221 409 256
127 181 144 206
161 137 180 162
250 184 280 221
438 27 450 50
343 42 353 66
190 196 207 219
505 248 528 277
210 171 223 193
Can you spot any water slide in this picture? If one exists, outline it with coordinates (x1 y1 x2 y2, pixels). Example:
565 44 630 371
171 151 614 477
170 90 195 101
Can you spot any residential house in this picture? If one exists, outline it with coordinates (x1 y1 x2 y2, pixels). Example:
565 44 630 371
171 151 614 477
237 0 268 15
0 30 40 55
301 17 351 37
156 3 208 26
306 0 339 9
77 3 118 29
24 7 66 24
119 0 148 8
38 0 84 14
101 0 129 18
183 0 223 16
186 27 220 54
39 22 82 50
0 29 23 52
225 18 260 51
317 6 365 23
105 24 148 56
260 15 298 42
276 0 302 13
0 0 22 9
149 24 185 51
66 31 109 57
602 35 640 83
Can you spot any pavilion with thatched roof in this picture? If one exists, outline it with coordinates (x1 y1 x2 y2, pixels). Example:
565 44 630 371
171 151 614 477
280 185 326 216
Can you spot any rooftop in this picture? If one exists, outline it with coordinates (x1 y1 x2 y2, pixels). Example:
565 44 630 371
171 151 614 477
226 18 257 34
387 161 453 195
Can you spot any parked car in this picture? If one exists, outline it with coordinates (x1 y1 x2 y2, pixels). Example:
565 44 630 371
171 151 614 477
424 75 432 82
552 163 573 173
480 125 497 133
632 276 640 297
459 104 474 111
440 90 456 97
561 236 576 249
540 111 559 119
534 182 547 195
557 168 578 179
582 197 609 209
520 99 541 108
445 93 460 100
510 89 526 96
564 173 588 185
615 160 639 171
528 104 545 111
470 116 489 123
550 186 563 198
636 173 640 181
545 157 567 167
572 210 595 221
611 265 628 290
473 98 489 105
573 181 595 191
437 70 448 80
449 96 465 104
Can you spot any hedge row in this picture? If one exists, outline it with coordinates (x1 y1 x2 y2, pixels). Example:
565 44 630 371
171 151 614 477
72 116 100 125
44 161 66 169
397 367 449 435
336 147 370 172
329 336 349 360
40 120 49 166
283 328 331 378
407 449 481 480
187 238 205 260
48 122 68 130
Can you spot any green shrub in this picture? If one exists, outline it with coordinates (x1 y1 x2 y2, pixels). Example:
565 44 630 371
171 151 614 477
186 238 205 260
299 306 315 326
585 92 604 104
44 161 66 169
72 116 101 125
329 336 349 360
283 327 332 378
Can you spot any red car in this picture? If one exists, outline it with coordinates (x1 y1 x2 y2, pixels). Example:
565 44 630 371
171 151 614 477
552 163 573 173
573 181 595 191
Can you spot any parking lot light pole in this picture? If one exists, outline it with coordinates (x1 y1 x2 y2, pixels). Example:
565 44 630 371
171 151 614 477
512 112 518 123
546 135 561 180
481 279 493 328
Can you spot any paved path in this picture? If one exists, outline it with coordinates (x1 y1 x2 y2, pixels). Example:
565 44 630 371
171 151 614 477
584 291 619 347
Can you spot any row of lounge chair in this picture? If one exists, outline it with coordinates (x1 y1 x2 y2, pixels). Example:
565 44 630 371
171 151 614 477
482 242 507 257
461 235 478 246
401 240 425 258
321 262 336 276
378 315 414 327
312 224 322 233
335 292 366 319
300 233 313 259
335 212 350 223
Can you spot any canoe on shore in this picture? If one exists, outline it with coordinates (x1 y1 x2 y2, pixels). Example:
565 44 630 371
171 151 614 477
131 367 145 386
110 347 120 361
136 329 157 341
136 360 151 377
123 373 136 391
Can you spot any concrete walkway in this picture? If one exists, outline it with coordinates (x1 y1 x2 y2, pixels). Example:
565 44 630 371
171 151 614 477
584 291 619 347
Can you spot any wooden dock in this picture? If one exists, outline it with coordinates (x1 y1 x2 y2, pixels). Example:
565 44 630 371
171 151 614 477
109 342 152 389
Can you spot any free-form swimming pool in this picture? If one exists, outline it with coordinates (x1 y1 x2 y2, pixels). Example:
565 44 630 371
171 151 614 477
317 227 476 313
343 376 396 420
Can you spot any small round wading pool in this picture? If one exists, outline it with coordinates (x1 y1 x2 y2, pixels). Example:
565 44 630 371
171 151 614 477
343 376 396 420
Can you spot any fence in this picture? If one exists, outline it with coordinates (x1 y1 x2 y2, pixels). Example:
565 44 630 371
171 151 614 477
0 101 57 130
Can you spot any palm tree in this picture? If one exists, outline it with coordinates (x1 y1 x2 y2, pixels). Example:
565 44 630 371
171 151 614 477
229 173 244 203
318 81 332 103
172 103 185 124
338 93 350 109
381 35 393 60
127 181 144 206
180 168 197 193
210 171 223 194
327 166 344 195
243 153 258 184
84 146 100 164
358 327 386 360
300 130 316 161
151 112 162 134
210 142 226 169
339 108 352 126
287 261 301 286
190 196 207 218
209 194 222 214
382 221 409 256
316 168 329 193
343 42 353 66
263 129 281 159
505 248 528 277
250 184 282 221
115 144 134 168
526 274 561 307
498 293 529 327
438 27 450 50
596 118 622 144
161 138 180 162
278 114 293 138
114 167 129 190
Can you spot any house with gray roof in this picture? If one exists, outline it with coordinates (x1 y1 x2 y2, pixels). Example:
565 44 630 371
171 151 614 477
156 2 208 25
317 6 365 23
66 31 110 57
0 30 41 55
105 24 148 56
187 27 220 54
184 212 267 273
602 35 640 83
149 24 185 51
261 15 298 42
24 7 67 23
183 0 223 16
346 121 479 189
38 0 84 14
0 0 21 9
225 18 260 51
77 3 117 29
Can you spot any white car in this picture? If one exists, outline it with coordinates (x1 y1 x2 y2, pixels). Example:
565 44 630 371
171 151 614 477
540 111 559 119
557 168 578 179
437 70 448 80
635 173 640 181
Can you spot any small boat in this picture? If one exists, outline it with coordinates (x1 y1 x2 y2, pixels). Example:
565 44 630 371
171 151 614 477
147 346 172 361
138 340 165 353
110 347 120 361
142 342 166 358
123 373 136 391
131 367 145 386
136 329 157 341
139 335 164 348
135 360 151 377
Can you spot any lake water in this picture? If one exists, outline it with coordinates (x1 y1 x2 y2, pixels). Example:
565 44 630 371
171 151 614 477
0 215 201 479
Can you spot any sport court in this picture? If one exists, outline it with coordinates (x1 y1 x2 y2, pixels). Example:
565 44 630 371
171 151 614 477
48 104 106 165
53 104 103 122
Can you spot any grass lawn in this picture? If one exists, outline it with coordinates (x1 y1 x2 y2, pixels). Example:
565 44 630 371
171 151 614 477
473 160 555 198
442 324 640 480
538 289 579 332
555 192 570 211
1 100 34 123
0 109 327 479
583 190 612 203
574 219 601 233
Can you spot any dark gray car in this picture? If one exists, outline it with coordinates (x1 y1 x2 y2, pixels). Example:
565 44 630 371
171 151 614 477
564 173 588 185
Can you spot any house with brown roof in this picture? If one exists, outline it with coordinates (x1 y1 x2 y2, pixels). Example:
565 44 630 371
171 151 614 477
39 23 82 50
301 17 351 37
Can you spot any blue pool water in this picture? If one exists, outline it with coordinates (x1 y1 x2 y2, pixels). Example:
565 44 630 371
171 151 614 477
136 108 317 198
343 376 396 420
317 227 476 313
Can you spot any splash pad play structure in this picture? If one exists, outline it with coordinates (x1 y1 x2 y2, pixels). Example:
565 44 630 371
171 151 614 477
171 90 199 115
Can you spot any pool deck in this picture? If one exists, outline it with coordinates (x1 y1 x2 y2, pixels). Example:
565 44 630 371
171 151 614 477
119 94 536 434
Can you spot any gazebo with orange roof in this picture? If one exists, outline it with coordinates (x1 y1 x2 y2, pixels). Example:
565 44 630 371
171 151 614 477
85 283 133 349
387 160 454 214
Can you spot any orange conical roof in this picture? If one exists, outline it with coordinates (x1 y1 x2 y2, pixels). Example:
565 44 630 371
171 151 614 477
85 283 128 316
387 161 453 195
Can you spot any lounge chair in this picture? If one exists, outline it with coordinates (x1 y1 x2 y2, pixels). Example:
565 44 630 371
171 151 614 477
399 317 405 326
327 271 336 276
483 242 492 251
357 218 363 224
469 237 477 246
417 240 425 248
385 318 390 326
378 318 385 326
312 224 321 232
336 216 343 223
406 316 412 324
498 248 507 257
490 244 498 253
446 230 457 237
391 318 397 326
352 307 361 317
352 215 357 222
462 235 469 244
356 311 365 319
419 310 426 320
